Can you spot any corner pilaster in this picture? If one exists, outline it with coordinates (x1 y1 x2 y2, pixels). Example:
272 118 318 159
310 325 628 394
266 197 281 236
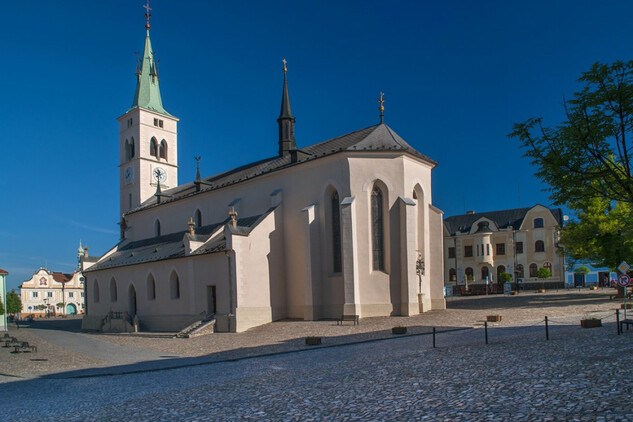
340 196 360 316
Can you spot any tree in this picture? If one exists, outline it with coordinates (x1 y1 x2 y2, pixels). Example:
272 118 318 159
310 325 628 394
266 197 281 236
6 290 22 315
536 267 552 290
510 61 633 206
56 302 64 310
499 272 512 283
0 299 4 316
574 266 591 275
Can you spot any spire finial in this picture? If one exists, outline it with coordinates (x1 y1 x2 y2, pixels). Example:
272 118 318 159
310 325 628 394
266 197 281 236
188 217 195 235
194 156 201 182
378 92 385 123
143 0 152 30
229 206 238 228
282 58 287 73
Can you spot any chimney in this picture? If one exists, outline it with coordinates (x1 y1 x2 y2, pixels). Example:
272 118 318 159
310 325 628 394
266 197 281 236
466 210 475 215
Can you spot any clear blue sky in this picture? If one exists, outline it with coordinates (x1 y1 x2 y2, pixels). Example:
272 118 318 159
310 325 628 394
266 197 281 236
1 1 631 290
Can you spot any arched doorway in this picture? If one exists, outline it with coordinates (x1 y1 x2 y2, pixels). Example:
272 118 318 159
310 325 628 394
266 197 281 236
128 284 137 317
66 303 77 315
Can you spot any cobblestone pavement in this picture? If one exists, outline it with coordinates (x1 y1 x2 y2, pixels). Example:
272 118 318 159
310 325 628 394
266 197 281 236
0 292 633 421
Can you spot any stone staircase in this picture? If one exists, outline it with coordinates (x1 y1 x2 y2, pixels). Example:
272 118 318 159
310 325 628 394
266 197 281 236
175 313 216 338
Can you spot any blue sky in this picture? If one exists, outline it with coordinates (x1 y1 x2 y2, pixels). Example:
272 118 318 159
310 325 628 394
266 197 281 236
1 1 631 290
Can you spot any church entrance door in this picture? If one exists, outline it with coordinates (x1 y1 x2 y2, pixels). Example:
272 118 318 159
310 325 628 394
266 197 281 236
129 284 137 317
207 286 216 316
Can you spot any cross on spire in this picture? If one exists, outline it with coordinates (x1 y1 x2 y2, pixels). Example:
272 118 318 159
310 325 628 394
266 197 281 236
282 58 287 73
143 0 152 30
378 92 385 123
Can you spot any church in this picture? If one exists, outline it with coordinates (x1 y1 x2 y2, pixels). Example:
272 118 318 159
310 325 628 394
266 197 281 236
81 10 446 333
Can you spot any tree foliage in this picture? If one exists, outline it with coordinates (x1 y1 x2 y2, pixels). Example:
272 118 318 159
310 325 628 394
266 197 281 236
573 266 591 275
6 290 22 315
499 272 513 283
510 61 633 206
0 299 4 316
536 268 552 279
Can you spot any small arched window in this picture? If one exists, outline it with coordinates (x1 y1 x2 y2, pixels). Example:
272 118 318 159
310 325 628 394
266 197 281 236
534 218 544 228
94 280 100 303
465 267 474 278
529 263 538 277
150 137 158 158
110 278 117 302
497 265 506 281
170 271 180 299
481 266 489 280
147 274 156 300
331 191 342 273
449 268 456 281
159 140 168 160
516 264 524 278
535 240 545 252
371 185 385 271
543 262 552 274
195 209 202 228
155 219 161 237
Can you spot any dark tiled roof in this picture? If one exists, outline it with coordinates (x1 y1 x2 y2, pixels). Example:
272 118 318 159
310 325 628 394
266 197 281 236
444 206 563 236
129 123 436 214
85 211 271 272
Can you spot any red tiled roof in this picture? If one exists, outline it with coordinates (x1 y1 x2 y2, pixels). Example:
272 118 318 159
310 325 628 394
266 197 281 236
52 272 73 283
0 268 8 275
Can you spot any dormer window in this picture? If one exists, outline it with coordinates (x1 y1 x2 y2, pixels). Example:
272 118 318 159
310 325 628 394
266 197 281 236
153 118 164 128
534 218 544 228
476 221 491 233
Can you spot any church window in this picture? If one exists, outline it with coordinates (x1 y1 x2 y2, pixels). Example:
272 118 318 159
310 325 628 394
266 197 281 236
481 266 489 280
147 274 156 300
153 118 163 128
533 218 544 228
125 139 131 161
127 118 133 128
332 191 342 273
535 240 545 252
150 137 158 158
195 209 202 228
371 185 385 271
529 263 538 277
93 280 100 303
170 272 180 300
110 278 118 302
155 220 161 237
130 137 135 158
159 140 168 160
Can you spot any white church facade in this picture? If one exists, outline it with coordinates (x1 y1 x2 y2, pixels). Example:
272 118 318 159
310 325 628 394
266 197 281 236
82 12 446 333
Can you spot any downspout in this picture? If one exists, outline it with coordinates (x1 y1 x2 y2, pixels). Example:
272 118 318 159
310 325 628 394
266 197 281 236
225 250 235 332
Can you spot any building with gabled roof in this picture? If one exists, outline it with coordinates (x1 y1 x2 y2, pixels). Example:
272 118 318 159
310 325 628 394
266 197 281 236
20 268 85 316
81 9 446 333
443 205 564 292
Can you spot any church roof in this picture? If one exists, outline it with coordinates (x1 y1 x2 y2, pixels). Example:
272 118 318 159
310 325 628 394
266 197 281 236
130 123 436 214
130 29 171 116
85 211 269 272
444 206 563 236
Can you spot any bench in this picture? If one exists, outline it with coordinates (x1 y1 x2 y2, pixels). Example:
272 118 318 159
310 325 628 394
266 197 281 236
13 342 36 353
337 315 359 326
620 319 633 332
3 337 19 348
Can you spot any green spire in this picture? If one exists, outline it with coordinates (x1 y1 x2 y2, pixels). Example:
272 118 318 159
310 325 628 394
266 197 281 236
130 29 171 116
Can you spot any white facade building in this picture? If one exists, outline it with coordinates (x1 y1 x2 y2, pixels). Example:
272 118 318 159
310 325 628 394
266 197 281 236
20 268 85 316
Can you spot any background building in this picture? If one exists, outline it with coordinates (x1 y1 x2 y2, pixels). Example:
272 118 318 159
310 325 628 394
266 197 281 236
444 205 564 292
565 262 616 288
20 268 85 316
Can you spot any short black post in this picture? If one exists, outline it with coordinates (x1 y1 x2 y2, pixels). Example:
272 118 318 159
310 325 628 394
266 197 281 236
545 316 549 341
432 327 436 348
484 321 488 344
617 309 621 335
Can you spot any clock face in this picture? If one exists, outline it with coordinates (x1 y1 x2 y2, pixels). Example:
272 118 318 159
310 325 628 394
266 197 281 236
124 167 134 184
154 167 167 183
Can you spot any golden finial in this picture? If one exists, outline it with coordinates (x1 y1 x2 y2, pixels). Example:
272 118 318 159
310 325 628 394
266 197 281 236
378 92 385 123
282 58 287 73
229 206 238 227
187 218 195 235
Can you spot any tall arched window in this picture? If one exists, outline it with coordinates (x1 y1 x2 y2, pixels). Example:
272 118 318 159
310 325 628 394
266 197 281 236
195 209 202 228
535 240 545 252
331 191 342 273
155 219 161 237
170 271 180 299
94 280 100 303
465 267 474 281
130 137 135 158
371 186 385 271
147 274 156 300
159 140 168 160
481 266 489 280
449 268 457 281
497 265 506 281
150 137 158 158
529 263 538 277
125 139 131 161
516 264 524 278
110 278 118 302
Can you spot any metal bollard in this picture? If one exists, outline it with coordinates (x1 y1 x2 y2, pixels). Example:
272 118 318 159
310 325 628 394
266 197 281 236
617 309 621 335
432 327 436 348
545 316 549 341
484 321 488 344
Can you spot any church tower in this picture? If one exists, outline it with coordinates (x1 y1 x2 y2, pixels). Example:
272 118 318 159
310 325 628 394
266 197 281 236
117 4 179 219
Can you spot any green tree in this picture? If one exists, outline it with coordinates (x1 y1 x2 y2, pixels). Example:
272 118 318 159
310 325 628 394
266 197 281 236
6 290 22 315
499 272 512 283
573 266 591 275
536 267 552 290
0 299 4 316
510 61 633 206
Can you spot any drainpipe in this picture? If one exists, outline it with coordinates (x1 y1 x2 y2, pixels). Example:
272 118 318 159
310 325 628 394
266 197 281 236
225 250 235 332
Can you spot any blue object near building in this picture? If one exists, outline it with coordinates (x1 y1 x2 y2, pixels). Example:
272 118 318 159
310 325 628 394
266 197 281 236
444 286 453 297
565 262 616 287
